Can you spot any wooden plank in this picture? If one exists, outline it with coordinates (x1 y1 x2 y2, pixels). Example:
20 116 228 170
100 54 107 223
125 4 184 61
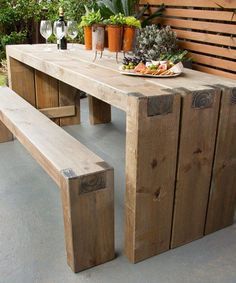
158 18 236 35
139 0 236 9
125 92 181 262
189 52 236 73
205 86 236 234
174 29 236 48
7 57 36 106
35 70 60 125
0 87 115 273
40 106 75 119
193 64 236 80
171 87 221 248
0 87 107 185
88 96 111 125
179 41 236 60
159 8 236 22
60 168 114 272
59 82 81 126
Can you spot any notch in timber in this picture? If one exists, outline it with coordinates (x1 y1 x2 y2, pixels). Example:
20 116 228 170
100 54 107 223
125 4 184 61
61 168 107 195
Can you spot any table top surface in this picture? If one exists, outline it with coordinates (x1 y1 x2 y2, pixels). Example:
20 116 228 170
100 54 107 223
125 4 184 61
7 44 236 112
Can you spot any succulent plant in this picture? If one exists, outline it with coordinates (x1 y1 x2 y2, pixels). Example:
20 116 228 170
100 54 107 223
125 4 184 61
135 25 178 61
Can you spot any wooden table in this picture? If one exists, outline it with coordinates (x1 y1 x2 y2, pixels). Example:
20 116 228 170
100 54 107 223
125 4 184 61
4 44 236 263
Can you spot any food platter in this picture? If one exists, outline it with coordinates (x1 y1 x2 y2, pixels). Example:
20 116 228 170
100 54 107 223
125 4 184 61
119 69 182 78
119 59 184 78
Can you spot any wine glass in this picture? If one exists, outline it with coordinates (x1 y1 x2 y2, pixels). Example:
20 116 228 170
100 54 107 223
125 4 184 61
67 21 78 50
53 21 66 51
40 20 52 51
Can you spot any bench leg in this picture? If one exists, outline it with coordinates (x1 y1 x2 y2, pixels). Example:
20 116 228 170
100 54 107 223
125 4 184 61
60 168 114 272
0 122 13 143
124 94 180 263
88 96 111 125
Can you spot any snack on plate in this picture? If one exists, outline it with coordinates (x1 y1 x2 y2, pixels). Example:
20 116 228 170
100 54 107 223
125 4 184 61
121 57 184 77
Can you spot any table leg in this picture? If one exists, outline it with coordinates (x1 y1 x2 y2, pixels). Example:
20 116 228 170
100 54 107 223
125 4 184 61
88 96 111 125
7 56 36 106
0 122 13 143
205 86 236 234
124 93 181 263
59 82 81 126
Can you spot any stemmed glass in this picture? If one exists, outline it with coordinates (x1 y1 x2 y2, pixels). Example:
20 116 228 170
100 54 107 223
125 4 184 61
40 20 52 51
53 21 66 51
67 21 78 51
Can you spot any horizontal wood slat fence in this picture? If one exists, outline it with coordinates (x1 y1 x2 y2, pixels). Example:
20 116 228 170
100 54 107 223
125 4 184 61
139 0 236 80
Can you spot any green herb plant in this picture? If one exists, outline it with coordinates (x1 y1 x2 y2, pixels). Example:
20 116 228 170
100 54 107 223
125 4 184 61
105 13 126 25
79 7 103 28
125 16 141 28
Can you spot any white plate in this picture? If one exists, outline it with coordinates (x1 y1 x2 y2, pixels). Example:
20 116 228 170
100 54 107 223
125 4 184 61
119 70 182 78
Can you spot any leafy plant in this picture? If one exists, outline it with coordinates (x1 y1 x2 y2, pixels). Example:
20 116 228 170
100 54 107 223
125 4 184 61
97 0 138 17
139 4 165 28
79 7 103 27
159 50 191 63
125 16 141 28
105 13 126 25
135 25 178 61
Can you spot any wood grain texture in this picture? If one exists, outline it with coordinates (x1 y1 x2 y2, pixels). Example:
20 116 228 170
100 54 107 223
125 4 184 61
0 87 114 272
7 57 36 105
174 29 236 48
60 169 114 272
171 88 221 248
205 86 236 234
179 41 236 60
160 8 236 22
88 96 111 125
35 70 59 124
193 65 236 81
0 121 13 143
125 93 180 262
158 18 236 35
59 82 81 126
40 106 75 119
139 0 236 8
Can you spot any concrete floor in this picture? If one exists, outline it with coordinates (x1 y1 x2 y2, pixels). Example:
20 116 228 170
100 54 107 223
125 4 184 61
0 98 236 283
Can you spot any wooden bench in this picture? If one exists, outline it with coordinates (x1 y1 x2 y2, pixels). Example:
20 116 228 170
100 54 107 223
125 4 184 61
0 87 114 273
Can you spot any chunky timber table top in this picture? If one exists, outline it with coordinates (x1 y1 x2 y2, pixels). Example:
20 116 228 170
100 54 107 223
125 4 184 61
6 44 236 113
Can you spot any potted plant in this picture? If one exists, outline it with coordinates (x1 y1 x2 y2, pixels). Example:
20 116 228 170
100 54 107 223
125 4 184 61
123 16 141 53
105 13 126 53
135 25 178 61
80 7 103 50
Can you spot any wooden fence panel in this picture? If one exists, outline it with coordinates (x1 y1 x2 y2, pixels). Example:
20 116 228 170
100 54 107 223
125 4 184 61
139 1 236 79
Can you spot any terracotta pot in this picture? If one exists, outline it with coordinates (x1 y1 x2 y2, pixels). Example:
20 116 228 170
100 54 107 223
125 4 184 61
92 24 105 51
123 26 136 52
84 26 92 50
104 26 109 48
107 25 123 52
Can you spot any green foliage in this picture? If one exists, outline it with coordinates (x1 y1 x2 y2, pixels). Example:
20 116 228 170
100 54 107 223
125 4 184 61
125 16 141 28
0 0 42 60
97 0 138 17
104 13 126 25
159 50 191 63
135 25 178 61
79 8 103 27
0 73 6 86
